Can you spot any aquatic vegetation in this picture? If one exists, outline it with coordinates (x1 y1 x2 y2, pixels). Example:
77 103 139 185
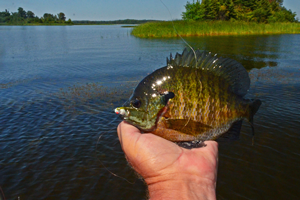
56 82 138 115
131 21 300 38
0 77 40 89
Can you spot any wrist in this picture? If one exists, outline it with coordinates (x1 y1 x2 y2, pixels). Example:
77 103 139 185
146 173 216 200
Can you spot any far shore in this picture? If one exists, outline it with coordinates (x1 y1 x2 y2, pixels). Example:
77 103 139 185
0 23 73 26
2 20 300 38
0 19 159 26
0 23 137 26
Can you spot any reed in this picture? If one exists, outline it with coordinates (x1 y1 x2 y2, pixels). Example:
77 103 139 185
131 21 300 38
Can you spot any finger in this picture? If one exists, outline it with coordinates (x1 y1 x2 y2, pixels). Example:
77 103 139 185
117 121 141 155
117 121 141 140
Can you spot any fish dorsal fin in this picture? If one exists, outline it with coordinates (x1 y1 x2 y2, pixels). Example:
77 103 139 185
167 48 250 96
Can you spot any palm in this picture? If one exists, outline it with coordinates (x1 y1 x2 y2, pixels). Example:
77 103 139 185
117 121 218 183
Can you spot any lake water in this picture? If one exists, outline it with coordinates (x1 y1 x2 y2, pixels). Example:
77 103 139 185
0 25 300 199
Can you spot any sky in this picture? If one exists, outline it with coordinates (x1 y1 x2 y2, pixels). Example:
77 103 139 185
0 0 299 21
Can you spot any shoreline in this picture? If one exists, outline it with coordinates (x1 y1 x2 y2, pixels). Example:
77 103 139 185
131 21 300 38
0 23 137 26
0 23 73 26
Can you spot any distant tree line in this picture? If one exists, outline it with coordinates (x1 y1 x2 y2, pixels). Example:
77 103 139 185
182 0 298 23
73 19 161 25
0 7 73 25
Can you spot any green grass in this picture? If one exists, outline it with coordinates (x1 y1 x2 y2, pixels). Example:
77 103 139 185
131 20 300 38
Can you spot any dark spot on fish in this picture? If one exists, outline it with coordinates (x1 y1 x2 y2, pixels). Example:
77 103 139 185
162 91 175 105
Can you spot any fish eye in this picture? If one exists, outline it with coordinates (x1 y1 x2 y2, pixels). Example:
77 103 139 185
131 99 141 108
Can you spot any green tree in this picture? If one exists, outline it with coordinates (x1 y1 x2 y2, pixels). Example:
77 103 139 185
58 12 66 22
226 0 237 20
182 0 298 22
268 7 297 22
42 13 57 23
251 0 272 23
241 0 257 11
0 8 74 25
0 9 10 23
8 12 25 24
65 18 73 24
26 11 37 23
32 16 43 23
203 0 220 20
218 4 227 20
270 0 280 12
18 7 27 18
182 0 206 21
26 11 35 18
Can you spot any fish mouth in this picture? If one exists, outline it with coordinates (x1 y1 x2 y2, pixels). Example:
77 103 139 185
114 107 127 119
115 107 156 131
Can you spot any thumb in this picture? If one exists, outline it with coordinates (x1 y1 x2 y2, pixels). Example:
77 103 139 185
117 121 141 158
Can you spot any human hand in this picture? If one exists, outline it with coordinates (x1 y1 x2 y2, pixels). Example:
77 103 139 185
117 121 218 200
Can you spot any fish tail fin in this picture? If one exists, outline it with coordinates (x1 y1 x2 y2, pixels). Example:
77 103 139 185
247 99 262 144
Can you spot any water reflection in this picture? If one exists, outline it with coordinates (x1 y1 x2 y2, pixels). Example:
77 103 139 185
137 34 300 70
185 35 283 69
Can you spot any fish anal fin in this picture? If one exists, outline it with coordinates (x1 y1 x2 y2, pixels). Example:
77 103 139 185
216 120 243 142
176 141 207 149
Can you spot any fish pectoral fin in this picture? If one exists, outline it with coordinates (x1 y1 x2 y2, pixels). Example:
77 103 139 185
164 118 213 136
153 127 197 142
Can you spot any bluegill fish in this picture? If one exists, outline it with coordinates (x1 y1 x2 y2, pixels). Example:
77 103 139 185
115 49 261 142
